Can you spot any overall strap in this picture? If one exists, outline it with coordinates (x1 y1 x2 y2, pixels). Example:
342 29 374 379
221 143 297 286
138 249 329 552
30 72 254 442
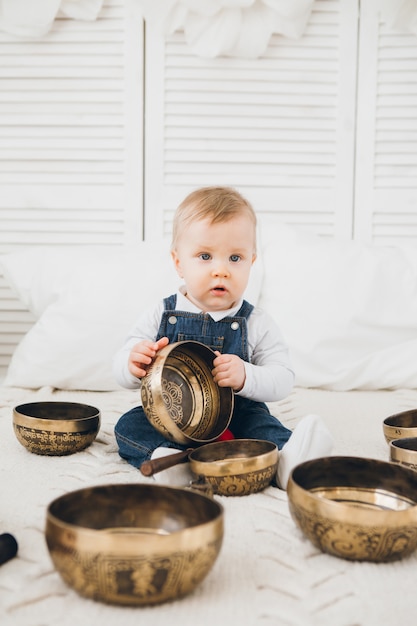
163 294 177 311
235 299 254 319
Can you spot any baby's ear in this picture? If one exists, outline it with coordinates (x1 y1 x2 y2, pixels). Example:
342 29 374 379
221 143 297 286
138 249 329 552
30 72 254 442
171 249 183 277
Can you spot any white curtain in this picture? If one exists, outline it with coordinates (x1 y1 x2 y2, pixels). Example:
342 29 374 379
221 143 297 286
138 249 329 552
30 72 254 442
0 0 416 48
0 0 103 38
379 0 417 34
133 0 417 59
135 0 315 58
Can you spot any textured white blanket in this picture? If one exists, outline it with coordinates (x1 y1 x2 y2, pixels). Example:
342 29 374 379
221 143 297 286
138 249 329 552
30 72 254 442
1 385 417 626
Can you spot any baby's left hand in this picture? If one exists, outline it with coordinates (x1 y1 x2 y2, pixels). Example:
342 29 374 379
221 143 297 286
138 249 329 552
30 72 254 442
212 351 246 392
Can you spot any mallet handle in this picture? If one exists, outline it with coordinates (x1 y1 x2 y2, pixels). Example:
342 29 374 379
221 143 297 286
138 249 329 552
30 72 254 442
140 448 193 476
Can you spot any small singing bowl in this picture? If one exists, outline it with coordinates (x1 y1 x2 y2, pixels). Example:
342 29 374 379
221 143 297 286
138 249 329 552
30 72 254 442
45 483 224 606
189 439 278 496
13 401 100 456
383 409 417 444
287 456 417 562
141 340 234 445
390 438 417 471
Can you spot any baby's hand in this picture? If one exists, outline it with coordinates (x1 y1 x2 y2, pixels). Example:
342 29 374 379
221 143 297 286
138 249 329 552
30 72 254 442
128 337 169 379
212 351 246 392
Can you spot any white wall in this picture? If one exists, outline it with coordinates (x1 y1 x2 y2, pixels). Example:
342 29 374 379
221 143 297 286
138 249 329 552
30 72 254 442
0 0 143 374
1 0 417 375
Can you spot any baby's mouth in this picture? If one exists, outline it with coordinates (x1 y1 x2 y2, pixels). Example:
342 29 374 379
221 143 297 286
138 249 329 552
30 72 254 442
212 286 226 293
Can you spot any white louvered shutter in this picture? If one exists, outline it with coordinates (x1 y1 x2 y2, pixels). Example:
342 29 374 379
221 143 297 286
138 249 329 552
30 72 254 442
143 0 359 241
0 0 144 376
354 0 417 245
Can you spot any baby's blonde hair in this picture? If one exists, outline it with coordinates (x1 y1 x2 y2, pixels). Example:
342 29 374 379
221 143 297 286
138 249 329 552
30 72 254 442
171 186 257 250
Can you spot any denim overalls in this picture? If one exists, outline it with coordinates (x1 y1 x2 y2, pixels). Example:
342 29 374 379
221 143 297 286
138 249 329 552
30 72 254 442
114 295 292 468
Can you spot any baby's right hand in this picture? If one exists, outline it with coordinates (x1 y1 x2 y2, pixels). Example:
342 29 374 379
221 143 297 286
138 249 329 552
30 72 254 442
128 336 169 379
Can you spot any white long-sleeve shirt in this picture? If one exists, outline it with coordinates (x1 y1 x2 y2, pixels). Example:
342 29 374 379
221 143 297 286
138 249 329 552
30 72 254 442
113 289 295 403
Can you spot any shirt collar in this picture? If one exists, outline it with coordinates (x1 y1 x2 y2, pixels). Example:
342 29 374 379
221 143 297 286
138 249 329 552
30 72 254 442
176 286 243 321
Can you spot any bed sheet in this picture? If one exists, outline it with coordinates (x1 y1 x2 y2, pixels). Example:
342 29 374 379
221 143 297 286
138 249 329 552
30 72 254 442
1 384 417 626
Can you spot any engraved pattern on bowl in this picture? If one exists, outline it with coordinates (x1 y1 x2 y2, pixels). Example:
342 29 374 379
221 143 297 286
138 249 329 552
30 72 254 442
287 456 417 562
13 401 100 456
45 483 224 606
141 341 233 445
189 439 279 496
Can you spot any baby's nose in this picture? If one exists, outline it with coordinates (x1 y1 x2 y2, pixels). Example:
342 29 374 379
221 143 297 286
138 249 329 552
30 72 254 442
212 263 230 277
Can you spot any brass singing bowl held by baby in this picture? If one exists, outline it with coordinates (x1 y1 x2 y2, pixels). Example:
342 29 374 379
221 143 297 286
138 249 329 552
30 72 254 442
141 340 233 445
45 483 224 606
383 409 417 444
390 438 417 471
287 456 417 562
13 401 100 456
189 438 279 496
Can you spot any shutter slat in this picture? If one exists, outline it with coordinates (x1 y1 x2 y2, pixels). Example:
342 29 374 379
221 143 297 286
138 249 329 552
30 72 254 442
0 78 123 89
165 114 337 130
1 113 123 124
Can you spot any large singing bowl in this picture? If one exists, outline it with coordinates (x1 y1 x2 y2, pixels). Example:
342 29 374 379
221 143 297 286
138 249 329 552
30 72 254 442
13 401 100 456
390 438 417 471
383 409 417 444
45 483 224 606
141 340 233 445
189 439 278 496
287 456 417 562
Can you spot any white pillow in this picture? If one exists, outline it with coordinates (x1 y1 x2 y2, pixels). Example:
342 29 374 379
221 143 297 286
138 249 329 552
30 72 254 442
259 232 417 390
1 243 263 391
0 246 117 318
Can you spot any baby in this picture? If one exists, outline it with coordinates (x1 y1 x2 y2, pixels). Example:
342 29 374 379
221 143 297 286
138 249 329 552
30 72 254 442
113 186 333 488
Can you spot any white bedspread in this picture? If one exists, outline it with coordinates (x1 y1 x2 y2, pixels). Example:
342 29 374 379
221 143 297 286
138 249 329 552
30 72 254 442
2 384 417 626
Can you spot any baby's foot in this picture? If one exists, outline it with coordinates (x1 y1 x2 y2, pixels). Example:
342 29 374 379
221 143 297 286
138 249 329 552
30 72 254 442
150 446 193 486
276 414 334 490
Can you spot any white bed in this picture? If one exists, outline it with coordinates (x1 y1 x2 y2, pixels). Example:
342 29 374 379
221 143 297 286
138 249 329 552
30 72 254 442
2 229 417 625
2 383 417 626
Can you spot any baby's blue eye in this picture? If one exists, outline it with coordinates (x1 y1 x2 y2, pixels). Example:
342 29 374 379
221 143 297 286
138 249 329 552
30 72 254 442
230 254 240 262
200 253 211 261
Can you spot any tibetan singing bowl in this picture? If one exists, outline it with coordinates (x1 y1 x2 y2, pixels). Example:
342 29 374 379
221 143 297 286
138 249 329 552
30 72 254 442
141 340 233 445
13 401 100 456
390 438 417 471
383 409 417 444
189 439 278 496
287 456 417 562
45 483 224 606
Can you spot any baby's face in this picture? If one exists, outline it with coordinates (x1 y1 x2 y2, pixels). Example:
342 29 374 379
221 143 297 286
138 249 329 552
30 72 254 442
171 214 256 312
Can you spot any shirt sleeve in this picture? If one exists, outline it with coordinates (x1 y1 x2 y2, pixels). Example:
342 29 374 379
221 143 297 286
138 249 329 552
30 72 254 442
236 307 295 402
112 300 165 389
